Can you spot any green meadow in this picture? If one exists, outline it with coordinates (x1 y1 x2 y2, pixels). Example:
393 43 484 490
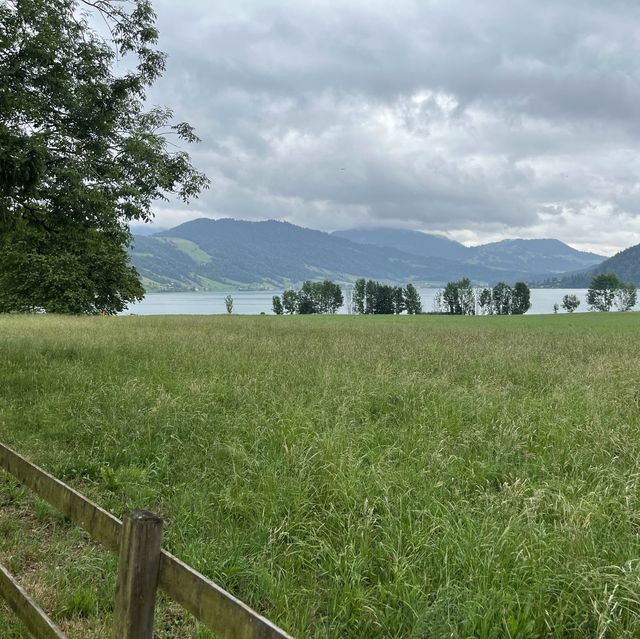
1 313 639 638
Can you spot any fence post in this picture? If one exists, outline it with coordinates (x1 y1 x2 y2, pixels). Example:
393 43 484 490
112 510 163 639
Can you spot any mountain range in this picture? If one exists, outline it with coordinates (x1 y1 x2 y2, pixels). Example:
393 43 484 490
130 218 608 292
541 243 640 287
334 228 603 275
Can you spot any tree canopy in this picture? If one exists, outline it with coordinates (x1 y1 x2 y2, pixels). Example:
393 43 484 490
275 280 344 315
561 294 580 313
586 273 637 312
440 281 531 315
441 277 475 315
351 279 422 315
0 0 208 314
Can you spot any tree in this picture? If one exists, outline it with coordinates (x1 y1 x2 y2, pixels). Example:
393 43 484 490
374 284 395 315
353 278 366 314
0 223 144 313
364 280 378 314
587 273 622 312
441 281 460 314
272 295 283 315
459 279 476 315
282 289 298 314
298 282 317 314
492 283 512 315
478 288 493 315
392 286 405 315
351 279 420 315
294 280 340 314
561 294 580 313
331 283 344 313
318 280 343 313
0 0 208 314
224 295 233 314
511 282 531 315
404 283 422 315
615 282 637 311
440 278 475 315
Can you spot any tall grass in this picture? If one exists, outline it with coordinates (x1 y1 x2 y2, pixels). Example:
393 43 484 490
1 313 639 637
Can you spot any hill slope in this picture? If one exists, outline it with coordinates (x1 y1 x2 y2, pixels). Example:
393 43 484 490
334 229 603 274
545 242 640 287
332 228 470 261
467 238 603 274
130 219 538 291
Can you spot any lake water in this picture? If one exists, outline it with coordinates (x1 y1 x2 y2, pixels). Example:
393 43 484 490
126 288 593 316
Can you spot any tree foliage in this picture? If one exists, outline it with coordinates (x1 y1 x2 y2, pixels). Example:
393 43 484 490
272 295 283 315
364 280 378 315
353 278 366 314
403 283 422 315
282 289 298 314
586 273 631 312
440 280 531 315
392 286 405 315
561 294 580 313
587 273 619 311
280 281 343 314
512 282 532 315
615 282 637 312
441 277 475 315
478 288 493 315
491 282 512 316
0 0 208 314
373 284 395 314
350 280 421 315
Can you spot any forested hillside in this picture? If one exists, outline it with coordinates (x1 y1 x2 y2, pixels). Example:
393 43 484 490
131 219 603 291
544 243 640 287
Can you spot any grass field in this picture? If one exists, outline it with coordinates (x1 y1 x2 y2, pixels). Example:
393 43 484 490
1 313 639 638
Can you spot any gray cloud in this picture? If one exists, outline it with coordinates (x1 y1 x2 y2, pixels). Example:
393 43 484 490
141 0 640 254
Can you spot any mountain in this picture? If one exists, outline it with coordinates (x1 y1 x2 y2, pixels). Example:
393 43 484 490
131 219 538 291
466 239 604 274
332 228 470 261
543 243 640 287
333 228 603 275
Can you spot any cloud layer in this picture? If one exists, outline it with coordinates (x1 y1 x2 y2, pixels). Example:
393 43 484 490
144 0 640 254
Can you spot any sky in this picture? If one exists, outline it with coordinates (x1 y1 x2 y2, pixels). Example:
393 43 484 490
140 0 640 256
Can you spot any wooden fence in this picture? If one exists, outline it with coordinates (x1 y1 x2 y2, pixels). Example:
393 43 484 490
0 442 293 639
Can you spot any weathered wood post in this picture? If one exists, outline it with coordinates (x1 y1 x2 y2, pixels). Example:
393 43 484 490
112 510 163 639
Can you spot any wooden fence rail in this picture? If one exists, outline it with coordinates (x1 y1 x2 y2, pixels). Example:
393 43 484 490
0 563 66 639
0 442 293 639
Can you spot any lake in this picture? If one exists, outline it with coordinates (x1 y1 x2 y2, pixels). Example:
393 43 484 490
126 288 594 316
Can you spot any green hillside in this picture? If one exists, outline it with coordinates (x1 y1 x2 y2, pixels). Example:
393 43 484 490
544 243 640 287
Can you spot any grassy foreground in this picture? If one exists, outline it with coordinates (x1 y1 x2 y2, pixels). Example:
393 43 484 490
1 313 639 638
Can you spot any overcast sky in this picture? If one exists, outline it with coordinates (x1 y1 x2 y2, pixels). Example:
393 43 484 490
142 0 640 255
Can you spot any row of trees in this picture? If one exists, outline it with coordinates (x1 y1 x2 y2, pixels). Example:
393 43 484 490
434 278 532 315
586 273 636 312
352 279 422 315
273 280 344 314
557 274 637 313
252 272 638 316
271 279 423 315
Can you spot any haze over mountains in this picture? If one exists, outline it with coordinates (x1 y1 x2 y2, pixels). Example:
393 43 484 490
130 218 611 292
